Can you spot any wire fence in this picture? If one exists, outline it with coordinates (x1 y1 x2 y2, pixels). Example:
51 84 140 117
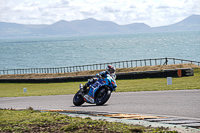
0 57 199 75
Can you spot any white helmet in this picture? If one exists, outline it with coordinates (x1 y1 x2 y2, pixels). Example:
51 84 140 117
106 65 116 77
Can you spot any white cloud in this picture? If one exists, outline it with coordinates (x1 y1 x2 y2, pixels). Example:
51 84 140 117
0 0 199 27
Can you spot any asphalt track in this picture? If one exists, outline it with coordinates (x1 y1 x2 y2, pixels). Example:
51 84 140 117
0 90 200 119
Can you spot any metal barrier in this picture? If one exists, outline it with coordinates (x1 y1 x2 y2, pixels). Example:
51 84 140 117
0 57 199 75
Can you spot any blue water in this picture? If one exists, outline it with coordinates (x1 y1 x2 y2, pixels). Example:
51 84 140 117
0 31 200 70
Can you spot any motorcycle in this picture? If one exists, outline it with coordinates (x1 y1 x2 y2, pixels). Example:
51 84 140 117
73 74 117 106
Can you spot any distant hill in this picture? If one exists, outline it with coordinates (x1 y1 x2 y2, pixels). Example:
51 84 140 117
152 15 200 32
0 15 199 37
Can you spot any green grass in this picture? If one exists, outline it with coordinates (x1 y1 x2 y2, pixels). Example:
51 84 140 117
0 109 177 133
0 68 200 97
0 82 80 97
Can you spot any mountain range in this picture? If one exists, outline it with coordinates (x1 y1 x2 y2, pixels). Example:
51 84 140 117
0 15 199 37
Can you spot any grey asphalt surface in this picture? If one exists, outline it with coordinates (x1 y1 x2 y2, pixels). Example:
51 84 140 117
0 90 200 119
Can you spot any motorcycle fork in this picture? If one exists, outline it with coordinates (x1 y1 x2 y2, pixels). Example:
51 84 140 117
80 88 89 97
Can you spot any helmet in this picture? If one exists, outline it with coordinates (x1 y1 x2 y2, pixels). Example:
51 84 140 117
106 65 116 77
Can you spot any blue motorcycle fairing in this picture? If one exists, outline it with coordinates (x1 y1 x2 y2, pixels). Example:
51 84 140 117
84 75 117 103
87 79 106 98
84 79 105 103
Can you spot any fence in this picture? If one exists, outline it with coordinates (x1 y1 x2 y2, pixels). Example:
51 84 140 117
0 57 200 75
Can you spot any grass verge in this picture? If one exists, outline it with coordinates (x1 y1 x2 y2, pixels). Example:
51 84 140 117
0 68 200 97
117 68 200 92
0 109 177 133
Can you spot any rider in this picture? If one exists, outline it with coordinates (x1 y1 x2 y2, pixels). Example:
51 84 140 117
80 65 117 94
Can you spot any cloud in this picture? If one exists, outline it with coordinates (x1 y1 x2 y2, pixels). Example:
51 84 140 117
103 6 121 13
157 6 171 9
0 0 199 27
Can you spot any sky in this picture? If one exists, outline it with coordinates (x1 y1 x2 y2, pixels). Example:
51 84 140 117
0 0 200 27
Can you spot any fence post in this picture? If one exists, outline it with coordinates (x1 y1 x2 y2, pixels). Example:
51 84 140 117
136 60 137 67
131 60 133 67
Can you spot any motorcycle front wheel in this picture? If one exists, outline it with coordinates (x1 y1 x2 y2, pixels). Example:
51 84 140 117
96 87 111 106
73 90 85 106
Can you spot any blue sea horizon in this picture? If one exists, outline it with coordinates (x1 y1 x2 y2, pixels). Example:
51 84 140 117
0 31 199 70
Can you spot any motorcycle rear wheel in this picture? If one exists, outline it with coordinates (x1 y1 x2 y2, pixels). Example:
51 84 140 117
73 90 85 106
96 87 111 106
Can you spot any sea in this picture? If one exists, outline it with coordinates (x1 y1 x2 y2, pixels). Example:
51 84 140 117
0 31 200 70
